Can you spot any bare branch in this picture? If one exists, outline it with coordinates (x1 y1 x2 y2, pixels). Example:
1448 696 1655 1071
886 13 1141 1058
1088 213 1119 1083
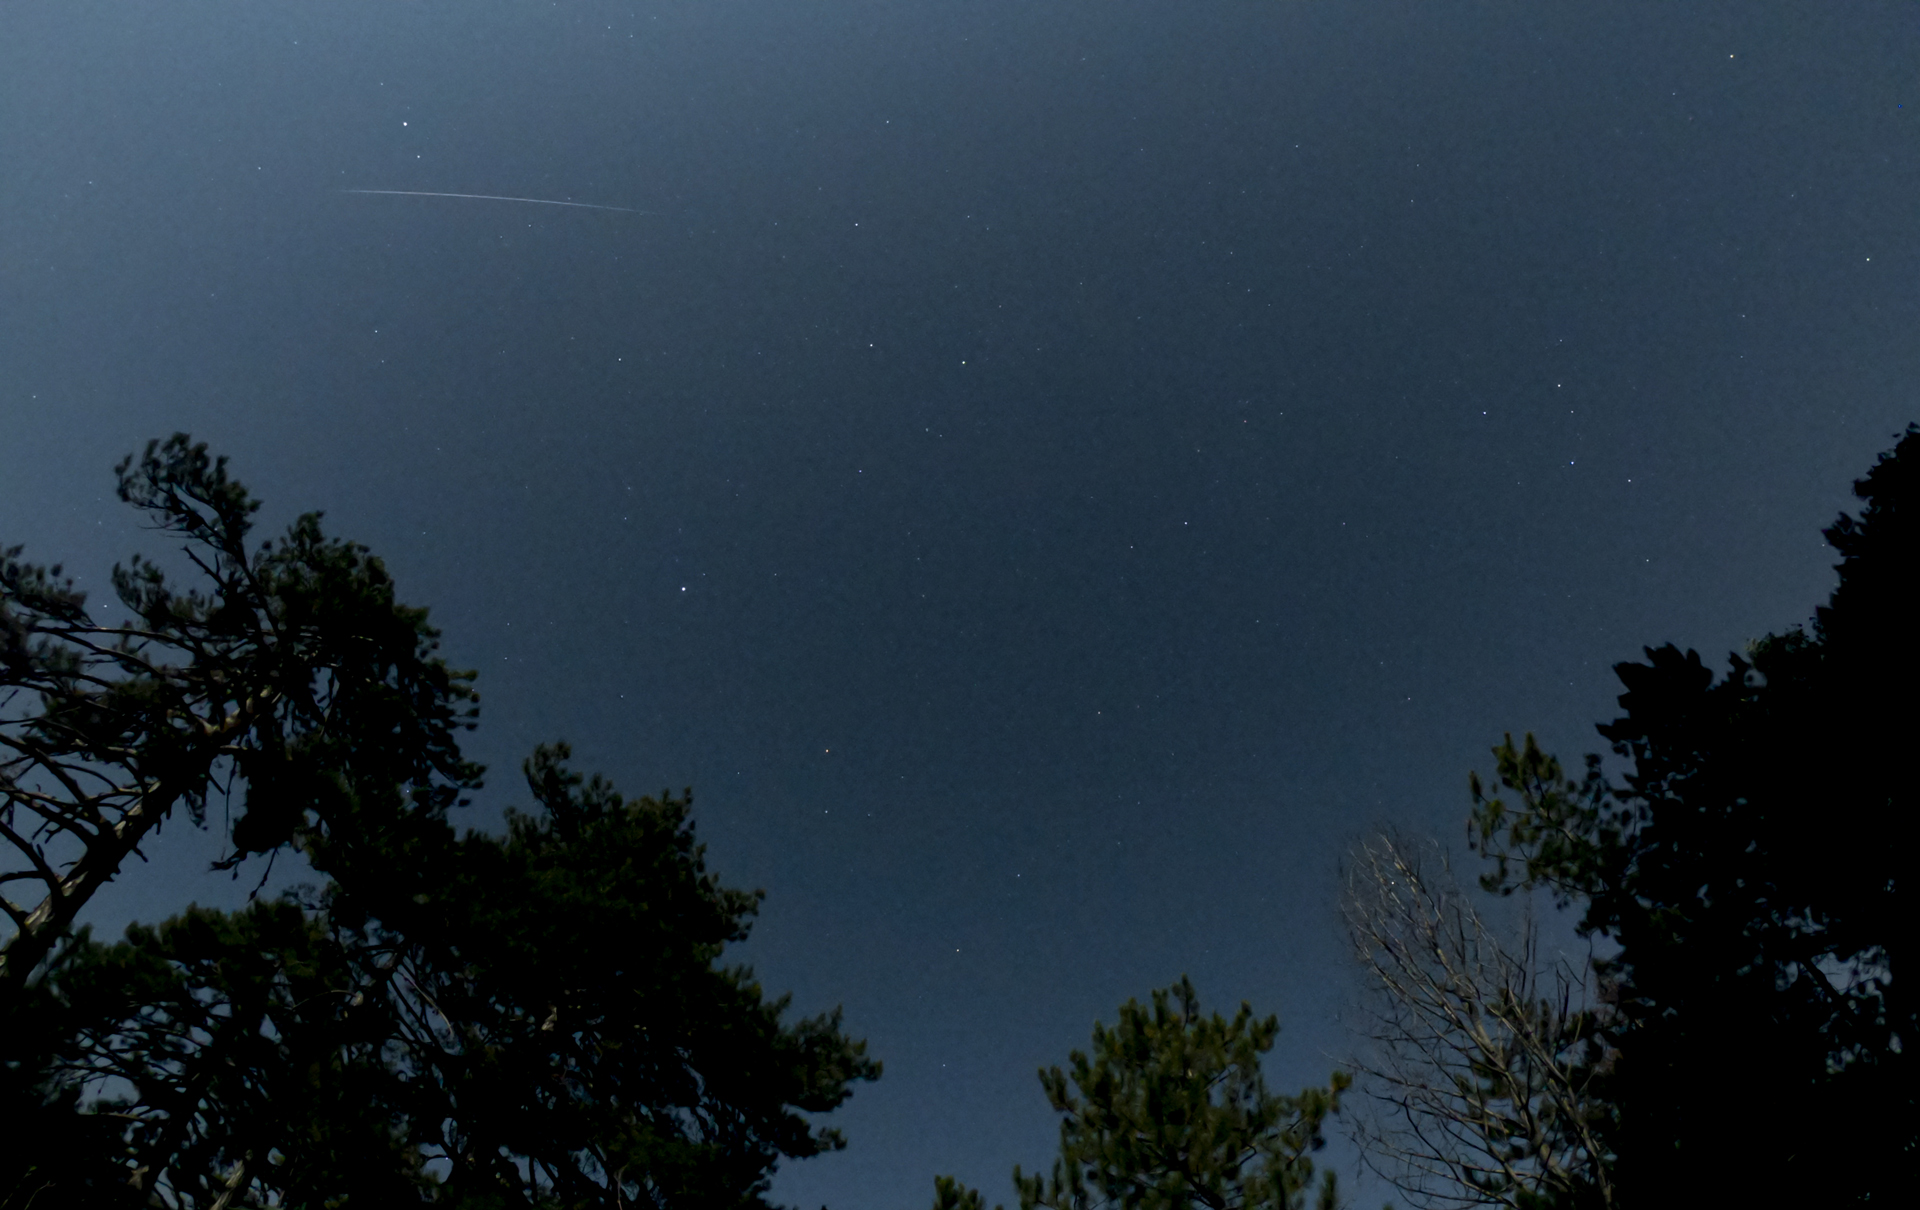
1343 830 1614 1210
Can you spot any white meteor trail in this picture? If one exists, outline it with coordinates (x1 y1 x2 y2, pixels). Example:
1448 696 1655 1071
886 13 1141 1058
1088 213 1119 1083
343 189 645 213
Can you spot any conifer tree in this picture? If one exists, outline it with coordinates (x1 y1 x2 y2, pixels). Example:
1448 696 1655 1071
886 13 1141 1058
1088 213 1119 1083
2 437 878 1208
1467 426 1919 1203
1 434 480 992
934 979 1346 1210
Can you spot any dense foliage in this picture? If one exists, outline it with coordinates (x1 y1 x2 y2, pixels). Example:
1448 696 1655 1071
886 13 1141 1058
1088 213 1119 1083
1 437 876 1208
1469 427 1917 1203
1 435 479 995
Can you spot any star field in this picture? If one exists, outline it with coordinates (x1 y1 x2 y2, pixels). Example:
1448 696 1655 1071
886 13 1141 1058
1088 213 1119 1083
2 4 1916 1207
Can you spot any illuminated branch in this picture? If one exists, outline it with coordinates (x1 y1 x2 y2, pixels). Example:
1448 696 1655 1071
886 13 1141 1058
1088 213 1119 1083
1343 831 1614 1210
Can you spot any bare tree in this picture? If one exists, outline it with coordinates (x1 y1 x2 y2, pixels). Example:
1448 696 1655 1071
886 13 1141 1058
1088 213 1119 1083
1341 831 1613 1210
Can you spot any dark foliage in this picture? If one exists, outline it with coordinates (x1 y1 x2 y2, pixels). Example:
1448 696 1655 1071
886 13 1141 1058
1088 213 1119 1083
2 438 877 1207
1469 426 1918 1203
1 434 479 992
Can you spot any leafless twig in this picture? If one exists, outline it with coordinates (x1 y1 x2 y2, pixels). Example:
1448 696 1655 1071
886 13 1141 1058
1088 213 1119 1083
1342 831 1614 1209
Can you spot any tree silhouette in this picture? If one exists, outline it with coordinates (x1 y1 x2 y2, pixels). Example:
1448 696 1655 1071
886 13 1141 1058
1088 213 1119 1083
1469 426 1919 1203
1 434 479 992
2 438 877 1208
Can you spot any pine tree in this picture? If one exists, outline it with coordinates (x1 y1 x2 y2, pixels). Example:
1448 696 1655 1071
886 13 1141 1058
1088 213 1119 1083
934 979 1346 1210
3 437 878 1207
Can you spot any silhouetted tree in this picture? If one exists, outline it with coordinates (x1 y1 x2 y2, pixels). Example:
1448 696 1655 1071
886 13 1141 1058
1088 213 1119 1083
1 434 480 992
932 979 1346 1210
1468 426 1918 1203
2 438 877 1208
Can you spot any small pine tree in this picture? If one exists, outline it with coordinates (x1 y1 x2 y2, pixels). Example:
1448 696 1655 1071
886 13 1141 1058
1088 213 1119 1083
936 978 1347 1210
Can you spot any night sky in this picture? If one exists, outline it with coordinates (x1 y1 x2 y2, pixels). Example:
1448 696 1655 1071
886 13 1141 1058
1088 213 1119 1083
3 4 1916 1206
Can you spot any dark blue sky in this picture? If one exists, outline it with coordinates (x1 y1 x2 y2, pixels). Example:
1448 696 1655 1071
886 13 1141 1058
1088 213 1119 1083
4 4 1915 1206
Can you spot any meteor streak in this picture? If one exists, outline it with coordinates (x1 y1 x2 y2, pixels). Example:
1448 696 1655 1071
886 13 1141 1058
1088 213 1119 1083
343 189 645 213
